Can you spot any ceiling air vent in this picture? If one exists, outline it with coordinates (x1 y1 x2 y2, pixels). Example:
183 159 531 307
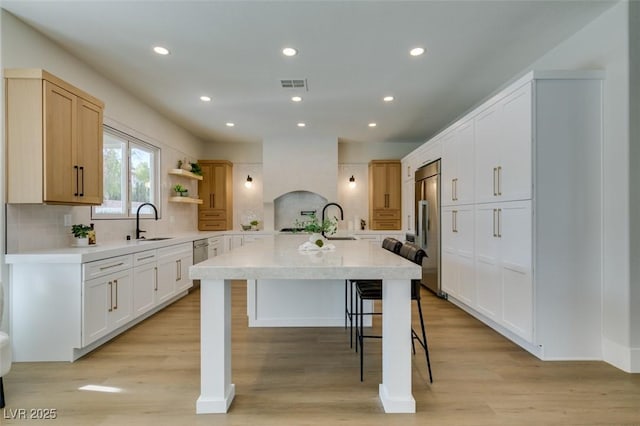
280 79 308 90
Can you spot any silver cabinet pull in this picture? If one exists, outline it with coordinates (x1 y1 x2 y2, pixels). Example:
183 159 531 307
453 210 458 233
176 259 181 281
113 279 118 310
100 262 125 271
154 267 158 291
492 209 497 237
451 179 455 201
493 167 498 196
497 208 502 238
454 178 459 201
108 281 113 312
497 166 502 196
138 255 155 261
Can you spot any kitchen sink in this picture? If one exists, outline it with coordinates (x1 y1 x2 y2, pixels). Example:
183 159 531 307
140 237 173 241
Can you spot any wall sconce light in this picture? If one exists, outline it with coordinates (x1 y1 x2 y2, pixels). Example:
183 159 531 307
245 175 253 188
348 175 356 189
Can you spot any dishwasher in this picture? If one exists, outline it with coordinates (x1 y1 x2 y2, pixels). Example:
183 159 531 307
192 238 209 288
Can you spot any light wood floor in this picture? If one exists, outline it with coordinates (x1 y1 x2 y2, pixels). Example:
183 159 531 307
3 281 640 425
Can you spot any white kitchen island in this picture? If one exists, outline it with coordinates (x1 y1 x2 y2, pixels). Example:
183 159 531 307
189 234 421 414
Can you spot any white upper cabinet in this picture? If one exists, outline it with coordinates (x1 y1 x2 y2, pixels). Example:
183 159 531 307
441 120 474 206
475 82 532 204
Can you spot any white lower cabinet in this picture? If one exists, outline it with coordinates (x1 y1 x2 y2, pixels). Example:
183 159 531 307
475 200 532 341
82 256 134 346
133 250 158 317
157 243 193 300
208 236 223 257
441 205 475 306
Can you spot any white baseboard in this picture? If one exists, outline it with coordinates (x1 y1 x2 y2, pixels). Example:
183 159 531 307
602 336 640 373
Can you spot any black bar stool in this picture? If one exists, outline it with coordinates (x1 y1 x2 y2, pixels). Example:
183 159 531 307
354 242 433 383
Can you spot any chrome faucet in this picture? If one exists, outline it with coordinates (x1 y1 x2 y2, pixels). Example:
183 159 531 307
321 202 344 237
136 202 158 239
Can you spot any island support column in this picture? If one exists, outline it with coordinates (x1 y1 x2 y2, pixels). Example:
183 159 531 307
379 279 416 413
197 278 235 413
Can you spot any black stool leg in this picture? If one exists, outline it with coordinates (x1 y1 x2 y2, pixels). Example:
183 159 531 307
360 294 364 382
350 281 354 348
416 296 433 383
0 377 5 409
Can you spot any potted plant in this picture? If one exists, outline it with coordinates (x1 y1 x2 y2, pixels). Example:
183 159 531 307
71 224 92 246
173 184 188 197
294 213 337 245
250 220 259 230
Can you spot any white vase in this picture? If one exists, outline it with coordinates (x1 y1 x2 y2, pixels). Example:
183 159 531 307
75 237 89 247
309 233 323 243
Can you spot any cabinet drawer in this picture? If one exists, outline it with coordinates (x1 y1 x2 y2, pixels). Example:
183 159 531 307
199 220 227 231
157 242 192 259
371 220 401 230
373 210 400 220
84 254 132 281
133 249 157 266
199 210 226 220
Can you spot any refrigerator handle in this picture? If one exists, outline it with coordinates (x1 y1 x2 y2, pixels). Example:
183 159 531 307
418 200 429 249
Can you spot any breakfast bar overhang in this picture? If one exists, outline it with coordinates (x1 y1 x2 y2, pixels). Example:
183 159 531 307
189 235 422 414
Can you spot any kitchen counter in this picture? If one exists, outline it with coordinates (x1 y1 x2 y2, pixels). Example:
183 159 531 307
190 234 420 414
4 229 404 264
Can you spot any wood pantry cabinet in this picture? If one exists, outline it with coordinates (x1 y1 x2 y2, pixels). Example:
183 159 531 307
198 160 233 231
5 69 104 205
369 160 401 230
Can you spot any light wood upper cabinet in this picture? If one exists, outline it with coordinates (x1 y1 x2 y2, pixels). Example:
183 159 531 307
6 69 104 205
198 160 233 231
369 160 401 230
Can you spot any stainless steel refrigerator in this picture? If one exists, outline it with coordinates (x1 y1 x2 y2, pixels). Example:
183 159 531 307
415 160 442 296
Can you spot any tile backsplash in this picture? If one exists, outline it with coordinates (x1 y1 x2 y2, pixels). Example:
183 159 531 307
5 200 197 253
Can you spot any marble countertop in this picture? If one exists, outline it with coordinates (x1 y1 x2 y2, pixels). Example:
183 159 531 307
189 234 420 281
5 229 409 265
4 231 225 264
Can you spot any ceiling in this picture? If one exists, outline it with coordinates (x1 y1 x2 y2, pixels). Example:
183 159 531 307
1 0 616 145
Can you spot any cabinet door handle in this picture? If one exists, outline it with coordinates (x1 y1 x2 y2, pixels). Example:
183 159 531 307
497 208 502 238
212 193 216 207
113 279 118 310
493 167 498 196
497 166 502 196
453 210 458 233
108 281 113 312
154 267 158 291
384 193 389 208
138 255 155 261
451 179 455 201
79 166 85 197
492 209 497 237
176 259 180 281
74 165 79 196
100 262 125 271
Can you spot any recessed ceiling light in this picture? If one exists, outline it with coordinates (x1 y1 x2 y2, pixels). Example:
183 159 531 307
225 122 235 127
282 47 298 57
200 96 211 102
291 96 303 102
368 122 377 128
409 47 425 56
153 46 170 55
383 96 395 102
297 122 306 127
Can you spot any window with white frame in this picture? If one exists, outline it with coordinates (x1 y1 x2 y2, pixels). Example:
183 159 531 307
92 126 161 219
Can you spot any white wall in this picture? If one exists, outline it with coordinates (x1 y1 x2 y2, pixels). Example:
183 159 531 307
628 0 640 367
515 2 635 371
1 10 207 252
